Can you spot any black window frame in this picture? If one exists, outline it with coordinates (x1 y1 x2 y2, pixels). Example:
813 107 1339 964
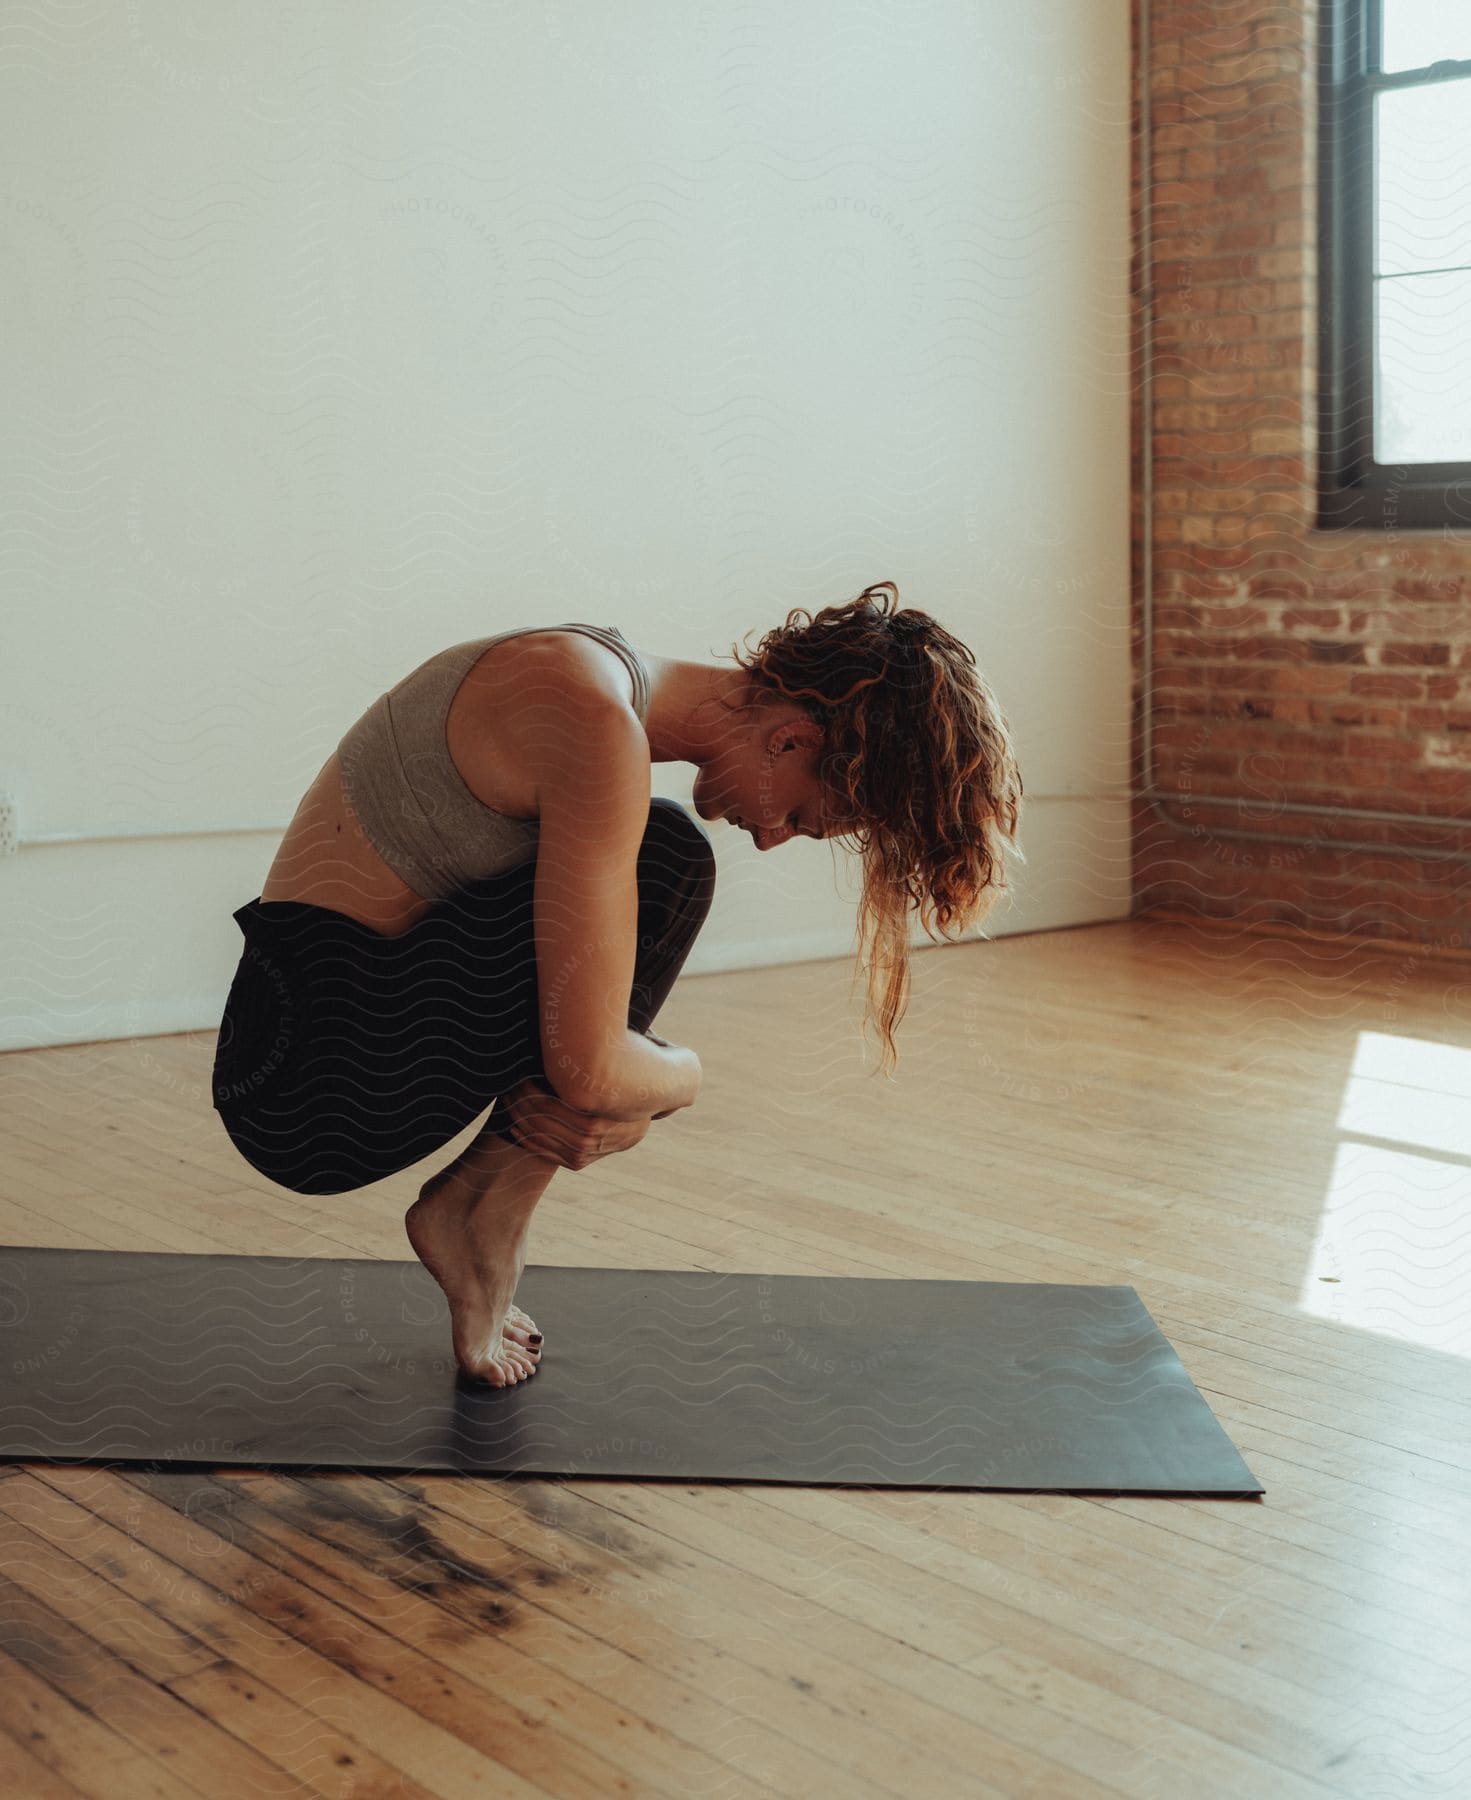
1317 0 1471 531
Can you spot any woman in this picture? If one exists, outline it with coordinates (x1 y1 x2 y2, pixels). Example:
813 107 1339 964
211 581 1023 1387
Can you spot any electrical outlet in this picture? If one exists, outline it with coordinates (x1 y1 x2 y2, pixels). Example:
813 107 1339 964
0 792 18 857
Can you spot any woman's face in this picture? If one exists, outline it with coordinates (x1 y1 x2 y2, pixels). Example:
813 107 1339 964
695 707 844 849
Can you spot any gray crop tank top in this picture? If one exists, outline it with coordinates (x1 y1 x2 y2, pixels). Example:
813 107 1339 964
335 622 652 900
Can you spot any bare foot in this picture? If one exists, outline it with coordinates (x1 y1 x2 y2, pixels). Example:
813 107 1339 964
405 1178 544 1386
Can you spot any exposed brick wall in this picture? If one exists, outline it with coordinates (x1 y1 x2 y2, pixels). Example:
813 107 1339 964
1130 0 1470 951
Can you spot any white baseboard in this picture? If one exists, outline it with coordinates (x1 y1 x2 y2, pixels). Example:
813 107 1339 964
0 796 1131 1052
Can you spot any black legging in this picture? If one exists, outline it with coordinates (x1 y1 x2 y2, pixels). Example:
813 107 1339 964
211 797 716 1196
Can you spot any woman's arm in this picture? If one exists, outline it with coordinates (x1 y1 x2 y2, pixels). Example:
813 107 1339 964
572 1028 702 1120
520 684 702 1122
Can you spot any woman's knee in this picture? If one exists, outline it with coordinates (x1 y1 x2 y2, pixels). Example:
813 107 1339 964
646 796 715 873
643 798 716 917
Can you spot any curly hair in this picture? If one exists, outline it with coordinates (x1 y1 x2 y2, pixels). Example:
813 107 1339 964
719 580 1024 1077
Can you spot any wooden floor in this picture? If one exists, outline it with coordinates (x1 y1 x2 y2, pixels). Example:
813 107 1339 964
0 915 1467 1799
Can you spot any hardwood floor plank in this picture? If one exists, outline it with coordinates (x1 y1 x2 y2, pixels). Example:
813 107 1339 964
0 1192 111 1251
0 1622 216 1800
0 1725 89 1799
0 1575 307 1796
0 1505 216 1686
166 1656 444 1800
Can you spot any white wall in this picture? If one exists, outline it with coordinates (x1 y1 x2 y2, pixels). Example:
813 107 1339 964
0 2 1132 1053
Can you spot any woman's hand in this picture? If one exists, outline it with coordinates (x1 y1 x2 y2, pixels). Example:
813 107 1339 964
498 1076 652 1172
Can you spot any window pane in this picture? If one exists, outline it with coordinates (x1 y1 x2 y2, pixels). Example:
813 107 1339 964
1374 79 1471 277
1381 0 1471 73
1374 268 1471 462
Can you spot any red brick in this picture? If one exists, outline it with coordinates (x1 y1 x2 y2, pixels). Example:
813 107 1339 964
1211 224 1278 254
1203 665 1279 691
1320 571 1386 600
1249 427 1304 454
1153 399 1232 434
1238 397 1304 423
1174 573 1249 597
1154 606 1207 631
1389 576 1465 601
1348 673 1423 698
1193 486 1258 512
1251 369 1311 398
1153 489 1198 515
1316 757 1400 788
1406 706 1446 730
1217 134 1303 172
1251 310 1308 340
1151 124 1199 153
1152 722 1214 749
1248 574 1314 599
1395 767 1471 800
1199 23 1253 55
1382 642 1453 667
1152 433 1190 458
1310 701 1406 729
1306 640 1368 664
1152 250 1245 284
1228 635 1307 660
1188 86 1271 119
1150 316 1203 348
1275 666 1351 695
1247 337 1304 368
1345 737 1424 764
1152 179 1220 210
1270 754 1334 785
1276 729 1348 755
1171 749 1240 777
1201 603 1270 629
1199 543 1271 570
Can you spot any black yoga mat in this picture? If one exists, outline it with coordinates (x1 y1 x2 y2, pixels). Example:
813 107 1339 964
0 1248 1262 1495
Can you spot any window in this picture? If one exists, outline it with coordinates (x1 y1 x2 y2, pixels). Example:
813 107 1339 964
1318 0 1471 529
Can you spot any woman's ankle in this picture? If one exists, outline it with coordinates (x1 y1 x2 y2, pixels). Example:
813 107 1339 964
422 1126 554 1215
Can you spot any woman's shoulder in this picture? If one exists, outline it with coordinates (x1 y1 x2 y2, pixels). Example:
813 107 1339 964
495 626 644 718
